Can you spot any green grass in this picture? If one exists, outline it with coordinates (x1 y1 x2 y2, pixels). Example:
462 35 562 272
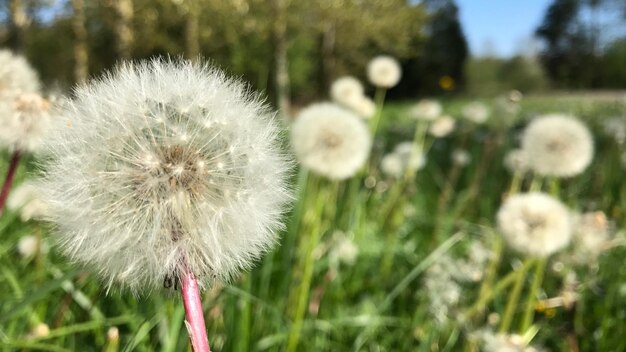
1 94 625 351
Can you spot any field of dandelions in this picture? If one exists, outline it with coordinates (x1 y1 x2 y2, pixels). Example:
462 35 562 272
1 50 626 352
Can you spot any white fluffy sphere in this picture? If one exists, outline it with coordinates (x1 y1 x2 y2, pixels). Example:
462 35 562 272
409 99 442 121
497 192 572 257
521 114 594 177
0 92 53 152
41 60 292 292
462 101 490 124
0 49 40 94
429 115 456 138
330 76 364 108
367 55 402 88
291 102 371 180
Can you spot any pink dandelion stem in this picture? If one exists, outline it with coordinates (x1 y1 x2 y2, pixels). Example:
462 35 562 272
0 150 21 216
181 269 211 352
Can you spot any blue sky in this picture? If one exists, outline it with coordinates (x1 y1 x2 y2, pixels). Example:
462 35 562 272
455 0 552 57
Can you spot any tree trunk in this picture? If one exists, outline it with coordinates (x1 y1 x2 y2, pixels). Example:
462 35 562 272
184 0 200 60
272 0 290 120
320 21 336 92
8 0 28 53
72 0 89 83
113 0 134 60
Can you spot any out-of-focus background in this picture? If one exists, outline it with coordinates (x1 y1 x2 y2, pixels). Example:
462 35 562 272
2 0 625 104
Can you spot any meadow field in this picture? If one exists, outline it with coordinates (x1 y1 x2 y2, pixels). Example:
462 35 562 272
1 88 625 352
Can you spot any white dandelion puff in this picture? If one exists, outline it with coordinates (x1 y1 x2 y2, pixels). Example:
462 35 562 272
0 92 53 153
380 142 426 179
291 102 371 180
451 149 471 167
380 152 404 178
351 96 376 120
566 211 615 264
0 49 40 94
521 114 594 177
504 149 529 174
40 59 292 293
7 181 50 221
462 101 490 124
497 192 572 257
17 235 39 258
367 55 402 88
330 76 364 108
409 99 442 121
429 115 456 138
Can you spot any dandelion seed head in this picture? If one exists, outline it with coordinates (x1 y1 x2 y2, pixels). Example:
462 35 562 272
17 235 39 258
0 92 53 152
409 99 442 121
0 50 40 93
367 55 401 88
429 115 456 137
567 211 612 264
462 101 490 124
504 149 529 174
380 152 404 178
522 114 594 177
7 180 50 221
497 192 572 257
291 102 371 180
351 96 376 120
330 76 364 108
41 59 291 293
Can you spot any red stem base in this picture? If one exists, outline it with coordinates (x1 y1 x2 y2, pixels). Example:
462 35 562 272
181 269 210 352
0 151 21 217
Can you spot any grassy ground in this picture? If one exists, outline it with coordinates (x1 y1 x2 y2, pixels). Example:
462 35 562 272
1 94 625 351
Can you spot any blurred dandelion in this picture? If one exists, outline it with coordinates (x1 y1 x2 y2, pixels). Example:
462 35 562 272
451 148 471 167
366 55 402 88
7 181 50 221
330 76 364 108
462 101 490 124
0 51 48 217
522 114 593 178
291 102 371 180
40 59 291 351
409 99 442 121
504 149 529 174
497 192 572 257
429 115 456 138
0 49 41 94
17 234 40 258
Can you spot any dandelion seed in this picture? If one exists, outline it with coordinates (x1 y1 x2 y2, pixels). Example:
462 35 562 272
409 99 442 121
497 192 572 257
429 115 456 138
462 101 490 124
41 59 291 293
367 55 402 88
291 102 371 180
522 114 593 177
